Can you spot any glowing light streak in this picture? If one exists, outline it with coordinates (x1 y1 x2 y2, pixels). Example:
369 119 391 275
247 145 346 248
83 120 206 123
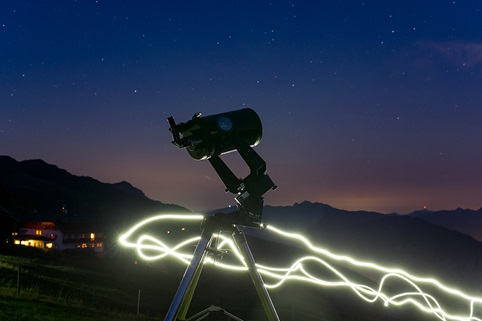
119 214 203 264
136 234 201 263
119 213 482 321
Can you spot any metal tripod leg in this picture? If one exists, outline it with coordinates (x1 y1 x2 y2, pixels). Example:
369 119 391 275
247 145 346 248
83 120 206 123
233 227 280 321
164 223 279 321
176 252 206 320
164 230 213 321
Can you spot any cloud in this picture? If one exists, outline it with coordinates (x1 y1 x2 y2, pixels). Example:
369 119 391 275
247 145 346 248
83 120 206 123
418 41 482 68
385 41 482 80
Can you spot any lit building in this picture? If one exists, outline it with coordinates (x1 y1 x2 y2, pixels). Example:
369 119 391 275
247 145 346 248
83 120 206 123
1 208 106 253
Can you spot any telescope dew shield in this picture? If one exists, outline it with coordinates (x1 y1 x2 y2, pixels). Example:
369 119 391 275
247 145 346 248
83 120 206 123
171 108 263 160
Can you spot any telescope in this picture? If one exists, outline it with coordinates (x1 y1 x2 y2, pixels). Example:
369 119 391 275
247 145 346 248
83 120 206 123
167 108 276 226
165 108 280 321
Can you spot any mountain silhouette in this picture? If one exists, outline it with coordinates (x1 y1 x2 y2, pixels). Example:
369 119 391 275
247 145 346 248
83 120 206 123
2 156 482 320
0 155 188 227
409 207 482 241
253 201 482 292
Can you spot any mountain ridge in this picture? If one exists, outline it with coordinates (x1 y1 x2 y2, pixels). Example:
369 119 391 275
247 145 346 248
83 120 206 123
2 155 482 316
0 155 188 226
255 201 482 292
409 207 482 241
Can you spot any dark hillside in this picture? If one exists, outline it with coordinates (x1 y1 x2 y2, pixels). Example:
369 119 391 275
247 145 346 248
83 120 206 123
410 208 482 241
0 156 188 228
261 202 482 291
2 157 482 320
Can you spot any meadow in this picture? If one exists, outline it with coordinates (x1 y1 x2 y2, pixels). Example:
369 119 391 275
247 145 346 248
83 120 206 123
0 246 180 321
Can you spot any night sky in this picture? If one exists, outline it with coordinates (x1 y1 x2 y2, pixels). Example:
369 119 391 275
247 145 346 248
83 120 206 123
1 1 481 214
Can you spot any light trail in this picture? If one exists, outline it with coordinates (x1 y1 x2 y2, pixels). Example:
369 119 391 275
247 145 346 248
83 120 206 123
119 213 482 321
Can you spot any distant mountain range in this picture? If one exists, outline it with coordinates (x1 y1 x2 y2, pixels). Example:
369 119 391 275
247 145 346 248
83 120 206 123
409 207 482 242
263 200 482 242
2 155 482 319
255 202 482 291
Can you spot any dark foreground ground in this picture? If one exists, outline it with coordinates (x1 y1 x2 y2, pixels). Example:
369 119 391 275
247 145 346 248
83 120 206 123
0 245 439 321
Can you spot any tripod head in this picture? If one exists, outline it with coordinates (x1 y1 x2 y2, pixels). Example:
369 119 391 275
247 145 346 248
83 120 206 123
167 108 276 226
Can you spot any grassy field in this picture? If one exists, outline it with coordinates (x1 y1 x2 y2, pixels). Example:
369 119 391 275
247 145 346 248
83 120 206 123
0 246 184 321
0 243 442 321
0 245 271 321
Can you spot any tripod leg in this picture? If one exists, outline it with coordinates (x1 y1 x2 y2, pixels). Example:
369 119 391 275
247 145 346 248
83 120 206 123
164 230 213 321
233 228 280 321
177 234 216 320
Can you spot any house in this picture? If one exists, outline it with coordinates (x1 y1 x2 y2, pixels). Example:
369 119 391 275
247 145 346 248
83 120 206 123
1 208 106 253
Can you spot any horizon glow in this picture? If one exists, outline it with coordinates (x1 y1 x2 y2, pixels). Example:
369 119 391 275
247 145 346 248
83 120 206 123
119 213 482 321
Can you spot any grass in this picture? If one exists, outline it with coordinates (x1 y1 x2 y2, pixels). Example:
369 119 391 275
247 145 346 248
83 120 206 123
0 245 279 321
0 246 180 321
0 295 152 321
0 243 442 321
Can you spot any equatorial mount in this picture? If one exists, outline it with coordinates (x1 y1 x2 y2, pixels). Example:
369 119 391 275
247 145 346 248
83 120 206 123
168 108 277 226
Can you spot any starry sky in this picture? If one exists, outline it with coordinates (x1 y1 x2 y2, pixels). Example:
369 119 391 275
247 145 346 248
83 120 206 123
1 1 482 214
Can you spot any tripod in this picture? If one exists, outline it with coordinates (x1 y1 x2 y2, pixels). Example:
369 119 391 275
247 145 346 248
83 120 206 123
164 213 280 321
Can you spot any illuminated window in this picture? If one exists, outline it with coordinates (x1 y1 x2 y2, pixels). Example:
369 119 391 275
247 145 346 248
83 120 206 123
36 230 42 236
90 233 95 241
46 243 53 249
12 232 18 236
96 242 103 247
20 239 42 247
81 243 87 248
14 240 20 245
